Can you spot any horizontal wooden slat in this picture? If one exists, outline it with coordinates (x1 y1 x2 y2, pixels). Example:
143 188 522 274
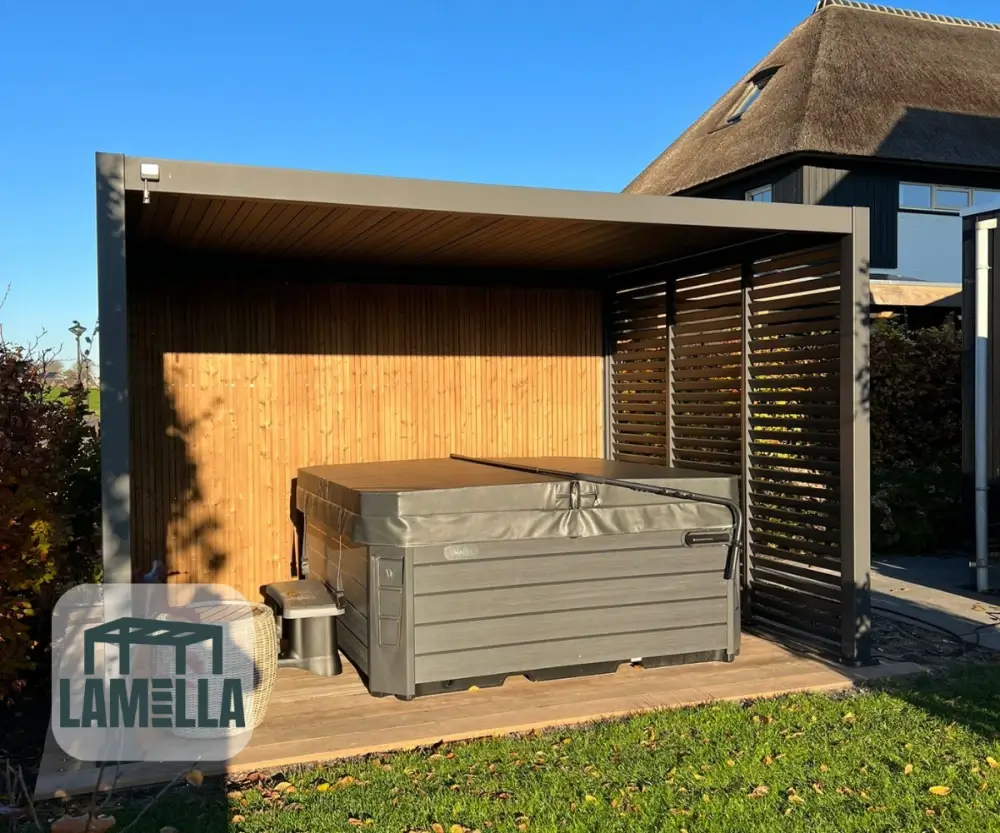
675 308 741 327
751 503 839 530
613 451 667 464
750 306 839 328
749 320 839 340
749 529 840 559
751 492 840 517
613 412 671 425
751 548 841 578
750 566 841 602
751 274 841 301
753 246 841 275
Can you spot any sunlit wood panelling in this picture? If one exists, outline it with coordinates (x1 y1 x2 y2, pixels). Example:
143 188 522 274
127 279 604 599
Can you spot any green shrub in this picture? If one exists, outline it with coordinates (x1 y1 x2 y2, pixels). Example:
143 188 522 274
868 317 962 553
0 343 100 699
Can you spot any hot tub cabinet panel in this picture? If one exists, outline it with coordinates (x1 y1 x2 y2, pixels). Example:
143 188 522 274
297 457 740 698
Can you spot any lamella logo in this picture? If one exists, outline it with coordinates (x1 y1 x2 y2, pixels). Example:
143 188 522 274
52 584 270 762
59 617 245 732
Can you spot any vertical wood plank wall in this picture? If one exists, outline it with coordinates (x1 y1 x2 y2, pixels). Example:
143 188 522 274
128 279 604 599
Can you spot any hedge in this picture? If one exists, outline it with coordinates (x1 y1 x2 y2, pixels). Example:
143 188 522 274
0 342 101 699
869 316 962 554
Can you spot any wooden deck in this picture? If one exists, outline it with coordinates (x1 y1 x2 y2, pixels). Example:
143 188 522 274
34 635 923 800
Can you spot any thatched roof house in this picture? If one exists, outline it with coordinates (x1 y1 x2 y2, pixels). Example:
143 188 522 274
626 0 1000 197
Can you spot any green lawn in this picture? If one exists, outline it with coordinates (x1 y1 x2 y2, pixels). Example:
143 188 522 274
45 386 100 415
64 665 1000 833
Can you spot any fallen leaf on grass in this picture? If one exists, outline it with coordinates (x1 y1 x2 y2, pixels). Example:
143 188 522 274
842 713 856 725
811 783 823 794
316 783 330 792
227 790 243 800
584 795 597 803
450 826 466 833
928 786 952 796
981 781 989 791
432 824 445 833
725 759 735 767
988 757 1000 769
50 815 117 833
274 781 295 793
749 785 769 798
232 816 246 824
668 808 691 816
763 755 773 766
789 795 805 805
904 764 914 775
820 764 829 773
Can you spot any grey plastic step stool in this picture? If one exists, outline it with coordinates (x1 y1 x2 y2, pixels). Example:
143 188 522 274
264 579 344 677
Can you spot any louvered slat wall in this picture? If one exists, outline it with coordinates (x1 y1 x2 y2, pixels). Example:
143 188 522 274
671 265 744 476
608 244 845 655
746 245 843 652
608 281 670 464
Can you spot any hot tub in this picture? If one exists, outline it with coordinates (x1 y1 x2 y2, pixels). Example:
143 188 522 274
295 457 740 699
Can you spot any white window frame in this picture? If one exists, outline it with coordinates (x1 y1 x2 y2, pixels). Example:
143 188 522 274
746 185 773 203
898 183 1000 214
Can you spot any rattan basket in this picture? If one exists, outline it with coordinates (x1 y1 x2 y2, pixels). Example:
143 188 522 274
152 601 278 738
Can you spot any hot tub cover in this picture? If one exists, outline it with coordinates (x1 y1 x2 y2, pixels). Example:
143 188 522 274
296 457 737 548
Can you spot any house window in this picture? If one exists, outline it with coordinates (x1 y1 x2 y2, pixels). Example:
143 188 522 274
746 185 773 203
897 183 1000 213
726 69 777 124
974 189 1000 207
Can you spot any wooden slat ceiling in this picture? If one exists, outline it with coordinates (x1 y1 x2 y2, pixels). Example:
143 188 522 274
126 192 764 271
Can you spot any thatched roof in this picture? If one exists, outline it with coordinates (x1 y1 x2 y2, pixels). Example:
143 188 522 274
625 0 1000 195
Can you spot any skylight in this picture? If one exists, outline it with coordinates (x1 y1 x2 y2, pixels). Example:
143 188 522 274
726 70 777 124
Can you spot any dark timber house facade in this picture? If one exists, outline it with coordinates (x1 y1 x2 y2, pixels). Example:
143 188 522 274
626 0 1000 322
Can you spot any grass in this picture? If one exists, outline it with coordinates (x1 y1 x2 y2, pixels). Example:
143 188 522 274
60 665 1000 833
44 385 100 415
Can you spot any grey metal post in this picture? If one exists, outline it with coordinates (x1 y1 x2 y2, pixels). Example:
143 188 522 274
839 209 872 665
96 153 132 586
740 260 754 622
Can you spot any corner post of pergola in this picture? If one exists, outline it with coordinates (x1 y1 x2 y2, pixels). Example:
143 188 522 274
839 207 873 665
96 152 133 591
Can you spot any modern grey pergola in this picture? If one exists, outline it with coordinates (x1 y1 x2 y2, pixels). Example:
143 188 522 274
96 152 871 665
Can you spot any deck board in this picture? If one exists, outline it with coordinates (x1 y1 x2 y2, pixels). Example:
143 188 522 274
34 635 923 800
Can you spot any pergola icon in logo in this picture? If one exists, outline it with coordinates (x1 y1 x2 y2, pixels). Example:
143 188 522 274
84 617 224 676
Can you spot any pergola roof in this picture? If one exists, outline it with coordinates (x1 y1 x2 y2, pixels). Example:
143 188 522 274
120 155 855 274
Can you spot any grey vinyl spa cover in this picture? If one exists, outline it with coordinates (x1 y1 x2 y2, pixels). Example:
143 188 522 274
296 457 737 548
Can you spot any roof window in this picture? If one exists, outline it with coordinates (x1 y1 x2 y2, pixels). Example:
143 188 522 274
726 69 777 124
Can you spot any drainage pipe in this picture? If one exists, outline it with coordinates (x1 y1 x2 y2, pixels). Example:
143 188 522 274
975 217 997 593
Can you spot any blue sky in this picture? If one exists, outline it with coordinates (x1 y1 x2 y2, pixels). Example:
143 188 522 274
0 0 993 360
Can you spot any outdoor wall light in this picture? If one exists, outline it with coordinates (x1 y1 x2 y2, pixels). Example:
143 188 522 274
139 162 160 205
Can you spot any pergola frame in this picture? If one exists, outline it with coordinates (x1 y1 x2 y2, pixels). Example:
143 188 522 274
96 152 871 664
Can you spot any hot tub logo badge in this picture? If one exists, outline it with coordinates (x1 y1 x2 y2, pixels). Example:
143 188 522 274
58 617 246 731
